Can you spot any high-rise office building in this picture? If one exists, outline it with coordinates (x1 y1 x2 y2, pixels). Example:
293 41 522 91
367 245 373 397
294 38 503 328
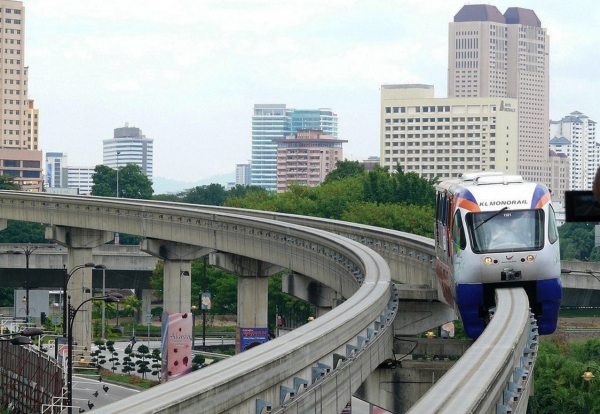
275 129 346 193
448 5 549 186
550 111 596 191
380 84 519 179
45 152 68 188
68 166 95 195
235 163 251 186
0 2 42 191
250 105 338 191
103 124 154 181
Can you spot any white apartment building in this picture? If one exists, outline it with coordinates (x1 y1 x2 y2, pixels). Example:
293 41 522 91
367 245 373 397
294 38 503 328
380 84 519 179
549 111 597 191
235 163 251 186
448 5 550 186
103 124 154 181
67 166 95 195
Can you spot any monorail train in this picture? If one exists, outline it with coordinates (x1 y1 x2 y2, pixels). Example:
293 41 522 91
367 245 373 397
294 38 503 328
434 172 562 338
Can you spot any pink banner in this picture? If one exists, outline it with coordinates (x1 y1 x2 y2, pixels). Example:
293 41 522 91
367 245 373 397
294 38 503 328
161 312 193 382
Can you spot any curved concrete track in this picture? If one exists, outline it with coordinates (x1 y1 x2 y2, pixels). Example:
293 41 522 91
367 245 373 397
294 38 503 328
0 192 537 413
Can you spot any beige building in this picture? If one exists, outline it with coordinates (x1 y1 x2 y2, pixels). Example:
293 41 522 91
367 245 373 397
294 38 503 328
548 150 569 203
448 5 550 187
275 129 346 193
380 84 518 179
0 147 42 190
0 1 41 191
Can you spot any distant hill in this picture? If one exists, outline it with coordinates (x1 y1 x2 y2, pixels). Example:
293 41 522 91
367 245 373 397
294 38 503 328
153 171 236 195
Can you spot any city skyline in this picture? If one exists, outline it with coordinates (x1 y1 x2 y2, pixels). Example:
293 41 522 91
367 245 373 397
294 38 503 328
22 0 600 183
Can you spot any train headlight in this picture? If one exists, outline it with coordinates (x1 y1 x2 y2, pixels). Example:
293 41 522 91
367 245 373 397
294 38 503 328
526 254 535 262
484 256 494 265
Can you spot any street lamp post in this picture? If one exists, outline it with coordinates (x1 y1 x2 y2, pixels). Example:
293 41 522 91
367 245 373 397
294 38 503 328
191 305 198 350
62 263 106 341
10 243 54 324
203 256 206 350
116 150 121 198
67 294 120 414
0 327 44 345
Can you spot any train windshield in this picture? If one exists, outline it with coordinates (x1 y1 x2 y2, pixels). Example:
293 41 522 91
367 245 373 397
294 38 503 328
466 209 544 253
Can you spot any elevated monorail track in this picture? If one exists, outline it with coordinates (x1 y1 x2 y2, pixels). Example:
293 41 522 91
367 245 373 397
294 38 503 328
408 288 537 413
0 192 537 413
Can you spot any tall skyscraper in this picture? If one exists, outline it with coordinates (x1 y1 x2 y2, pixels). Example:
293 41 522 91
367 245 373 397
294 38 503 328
45 152 68 188
448 5 549 185
250 105 338 191
550 111 596 191
0 1 42 191
103 124 154 181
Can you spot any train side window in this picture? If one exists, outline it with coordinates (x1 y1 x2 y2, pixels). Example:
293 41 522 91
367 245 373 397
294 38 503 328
548 204 558 244
452 211 466 250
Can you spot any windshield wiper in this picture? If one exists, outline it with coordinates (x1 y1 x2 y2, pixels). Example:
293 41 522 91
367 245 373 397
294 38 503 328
474 206 508 230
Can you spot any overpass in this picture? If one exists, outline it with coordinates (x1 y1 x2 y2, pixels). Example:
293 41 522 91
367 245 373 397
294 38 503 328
0 192 540 413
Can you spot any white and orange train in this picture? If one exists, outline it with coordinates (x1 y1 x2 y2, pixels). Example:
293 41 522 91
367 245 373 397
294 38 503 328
434 172 562 338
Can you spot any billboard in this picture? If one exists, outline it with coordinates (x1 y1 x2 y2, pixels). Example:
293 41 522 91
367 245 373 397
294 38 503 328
161 312 193 382
237 327 269 353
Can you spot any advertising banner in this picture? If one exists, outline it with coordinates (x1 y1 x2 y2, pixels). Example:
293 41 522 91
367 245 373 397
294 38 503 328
237 327 269 353
161 312 193 382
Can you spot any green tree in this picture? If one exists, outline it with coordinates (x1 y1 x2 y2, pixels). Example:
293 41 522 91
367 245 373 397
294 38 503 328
559 223 595 261
123 295 143 324
0 174 21 190
91 164 153 199
342 202 435 238
323 160 365 184
183 183 228 205
150 348 162 380
135 344 152 379
0 221 48 243
191 353 205 371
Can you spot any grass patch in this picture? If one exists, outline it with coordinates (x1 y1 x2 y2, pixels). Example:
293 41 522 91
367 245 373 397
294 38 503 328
559 308 600 318
101 370 160 389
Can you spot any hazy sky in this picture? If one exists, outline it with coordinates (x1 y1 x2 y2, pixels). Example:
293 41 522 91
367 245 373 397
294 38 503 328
23 0 600 183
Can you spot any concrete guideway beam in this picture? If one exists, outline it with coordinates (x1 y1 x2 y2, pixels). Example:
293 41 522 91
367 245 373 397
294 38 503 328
140 239 212 314
212 252 283 330
394 300 456 336
45 225 113 353
282 271 343 316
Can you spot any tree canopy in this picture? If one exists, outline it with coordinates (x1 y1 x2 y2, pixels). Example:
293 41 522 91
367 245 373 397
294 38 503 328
559 222 596 262
91 164 153 199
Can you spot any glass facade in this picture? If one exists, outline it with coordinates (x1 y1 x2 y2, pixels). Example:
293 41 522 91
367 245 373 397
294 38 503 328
250 105 338 191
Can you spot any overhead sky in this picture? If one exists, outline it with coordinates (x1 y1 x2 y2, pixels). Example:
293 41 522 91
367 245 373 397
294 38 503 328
23 0 600 184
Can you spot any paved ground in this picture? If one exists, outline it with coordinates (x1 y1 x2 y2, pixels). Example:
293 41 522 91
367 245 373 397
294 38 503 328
67 375 139 412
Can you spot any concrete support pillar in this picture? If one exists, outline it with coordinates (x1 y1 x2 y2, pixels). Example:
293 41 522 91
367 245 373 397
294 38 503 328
140 239 211 314
46 226 113 354
140 289 153 324
163 260 192 313
211 253 283 341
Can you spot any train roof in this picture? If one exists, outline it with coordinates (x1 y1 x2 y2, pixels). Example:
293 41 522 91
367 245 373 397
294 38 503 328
436 172 526 192
436 172 551 210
